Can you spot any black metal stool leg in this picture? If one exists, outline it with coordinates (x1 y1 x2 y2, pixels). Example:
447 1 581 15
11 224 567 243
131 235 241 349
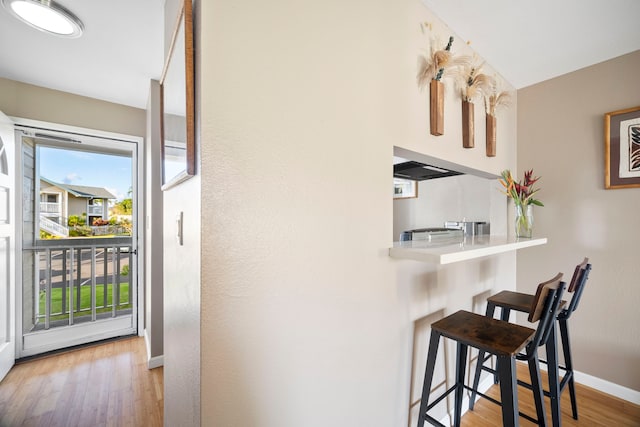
496 355 519 427
417 330 442 427
545 323 562 427
453 342 468 427
528 353 548 427
469 302 498 410
559 318 578 419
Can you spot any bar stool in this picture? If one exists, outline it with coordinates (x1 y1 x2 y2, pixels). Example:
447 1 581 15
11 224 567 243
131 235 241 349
469 258 591 426
417 273 565 427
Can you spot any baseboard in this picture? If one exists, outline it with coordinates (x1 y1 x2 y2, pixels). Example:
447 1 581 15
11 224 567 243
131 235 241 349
423 359 640 425
147 354 164 369
143 329 164 369
521 360 640 405
573 370 640 405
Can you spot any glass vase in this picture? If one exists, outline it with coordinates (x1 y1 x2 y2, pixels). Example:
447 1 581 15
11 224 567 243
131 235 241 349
515 204 533 238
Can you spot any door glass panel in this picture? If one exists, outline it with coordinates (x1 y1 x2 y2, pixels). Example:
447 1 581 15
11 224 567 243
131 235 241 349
0 238 7 343
19 129 137 356
0 136 7 175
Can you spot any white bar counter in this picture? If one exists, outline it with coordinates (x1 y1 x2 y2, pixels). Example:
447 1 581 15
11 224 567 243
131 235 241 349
389 235 547 265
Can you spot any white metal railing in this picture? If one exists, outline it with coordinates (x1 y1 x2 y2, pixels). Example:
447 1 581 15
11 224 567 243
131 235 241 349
91 225 128 236
26 237 133 330
88 205 103 215
40 202 61 213
40 215 69 237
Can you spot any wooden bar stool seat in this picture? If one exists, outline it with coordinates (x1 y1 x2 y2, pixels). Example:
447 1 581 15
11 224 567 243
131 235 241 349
470 258 592 426
417 273 565 427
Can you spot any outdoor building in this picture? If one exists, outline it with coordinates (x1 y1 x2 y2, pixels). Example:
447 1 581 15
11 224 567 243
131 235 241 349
39 177 116 237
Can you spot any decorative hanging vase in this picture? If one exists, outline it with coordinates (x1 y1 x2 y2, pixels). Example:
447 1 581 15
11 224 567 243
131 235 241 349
430 79 444 136
486 114 496 157
462 99 474 148
515 204 534 238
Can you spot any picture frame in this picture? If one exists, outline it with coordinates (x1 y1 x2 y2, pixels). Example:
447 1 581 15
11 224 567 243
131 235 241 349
393 178 418 199
604 106 640 189
160 0 195 190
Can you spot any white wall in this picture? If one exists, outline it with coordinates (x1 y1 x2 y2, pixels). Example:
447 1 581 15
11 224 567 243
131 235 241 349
162 1 201 426
189 1 519 426
162 175 201 426
144 80 164 366
0 78 145 137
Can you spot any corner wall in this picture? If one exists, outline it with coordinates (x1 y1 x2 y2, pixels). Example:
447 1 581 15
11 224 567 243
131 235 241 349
517 50 640 392
161 1 201 426
144 80 164 366
195 0 518 425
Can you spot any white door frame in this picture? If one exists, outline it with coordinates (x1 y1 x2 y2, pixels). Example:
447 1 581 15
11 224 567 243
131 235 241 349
0 111 16 382
11 117 145 358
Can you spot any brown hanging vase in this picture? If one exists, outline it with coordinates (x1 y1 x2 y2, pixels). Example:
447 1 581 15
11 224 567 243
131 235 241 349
462 99 474 148
430 79 444 136
486 114 497 157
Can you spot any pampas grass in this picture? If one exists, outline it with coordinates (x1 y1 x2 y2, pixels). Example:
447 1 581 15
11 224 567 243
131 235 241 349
416 36 469 90
484 79 513 116
455 61 494 102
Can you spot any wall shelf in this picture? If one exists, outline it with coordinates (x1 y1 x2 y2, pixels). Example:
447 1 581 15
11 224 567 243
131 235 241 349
389 236 547 264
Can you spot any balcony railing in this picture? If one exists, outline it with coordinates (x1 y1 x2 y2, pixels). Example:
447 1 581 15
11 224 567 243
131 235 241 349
26 237 133 330
40 202 61 213
40 215 69 237
88 205 103 215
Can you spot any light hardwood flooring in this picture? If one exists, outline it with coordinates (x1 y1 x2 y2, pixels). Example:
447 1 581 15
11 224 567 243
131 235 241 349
0 336 163 427
2 338 639 426
461 362 640 426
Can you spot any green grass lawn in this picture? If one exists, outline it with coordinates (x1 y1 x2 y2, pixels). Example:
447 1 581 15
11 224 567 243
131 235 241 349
39 283 131 322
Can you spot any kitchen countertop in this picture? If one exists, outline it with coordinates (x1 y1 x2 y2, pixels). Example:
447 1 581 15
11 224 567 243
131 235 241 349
389 235 547 264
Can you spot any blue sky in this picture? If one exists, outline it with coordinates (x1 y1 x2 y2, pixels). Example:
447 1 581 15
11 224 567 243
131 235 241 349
39 147 132 201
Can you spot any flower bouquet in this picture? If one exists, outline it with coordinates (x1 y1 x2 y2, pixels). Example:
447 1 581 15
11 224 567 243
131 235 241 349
499 169 543 238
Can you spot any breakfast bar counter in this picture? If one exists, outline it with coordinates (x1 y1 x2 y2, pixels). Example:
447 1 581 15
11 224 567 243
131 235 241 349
389 236 547 265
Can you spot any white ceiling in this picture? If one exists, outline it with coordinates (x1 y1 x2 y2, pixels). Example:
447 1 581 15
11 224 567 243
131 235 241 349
422 0 640 89
0 0 164 109
1 1 639 110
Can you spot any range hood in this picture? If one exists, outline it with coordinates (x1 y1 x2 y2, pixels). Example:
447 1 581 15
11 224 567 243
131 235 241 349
393 161 464 181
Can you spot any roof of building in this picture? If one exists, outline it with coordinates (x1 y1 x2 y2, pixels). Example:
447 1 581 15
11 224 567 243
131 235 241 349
40 177 116 200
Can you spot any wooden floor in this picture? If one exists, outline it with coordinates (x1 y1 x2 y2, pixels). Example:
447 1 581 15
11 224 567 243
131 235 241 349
0 336 163 427
462 362 640 426
2 339 639 427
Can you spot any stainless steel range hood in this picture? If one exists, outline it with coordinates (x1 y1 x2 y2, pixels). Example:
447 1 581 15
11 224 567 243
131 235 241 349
393 160 464 181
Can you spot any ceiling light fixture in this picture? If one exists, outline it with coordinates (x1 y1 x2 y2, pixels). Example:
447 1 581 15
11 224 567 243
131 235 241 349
1 0 83 38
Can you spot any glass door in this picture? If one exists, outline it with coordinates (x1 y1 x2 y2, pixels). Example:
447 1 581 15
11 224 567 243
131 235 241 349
16 125 139 357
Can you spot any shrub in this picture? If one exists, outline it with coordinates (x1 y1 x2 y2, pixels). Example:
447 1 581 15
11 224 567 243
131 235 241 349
92 218 109 226
69 226 92 237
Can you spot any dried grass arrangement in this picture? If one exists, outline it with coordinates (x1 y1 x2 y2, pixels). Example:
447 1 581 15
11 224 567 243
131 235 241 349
454 61 493 148
456 61 494 103
483 80 512 157
416 35 468 136
484 83 512 117
416 36 468 89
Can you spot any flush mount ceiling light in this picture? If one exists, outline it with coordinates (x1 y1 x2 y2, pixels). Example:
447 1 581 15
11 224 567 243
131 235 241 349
1 0 83 38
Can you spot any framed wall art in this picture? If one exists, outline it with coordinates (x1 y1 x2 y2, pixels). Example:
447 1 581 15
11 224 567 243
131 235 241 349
160 0 195 190
393 178 418 199
604 106 640 189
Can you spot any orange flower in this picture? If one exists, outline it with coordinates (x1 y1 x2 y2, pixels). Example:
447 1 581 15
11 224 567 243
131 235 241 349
499 169 543 207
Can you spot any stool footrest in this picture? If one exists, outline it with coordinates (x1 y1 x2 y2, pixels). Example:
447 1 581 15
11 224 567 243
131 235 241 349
422 414 446 427
514 371 573 399
464 385 540 425
419 384 457 427
424 384 457 413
